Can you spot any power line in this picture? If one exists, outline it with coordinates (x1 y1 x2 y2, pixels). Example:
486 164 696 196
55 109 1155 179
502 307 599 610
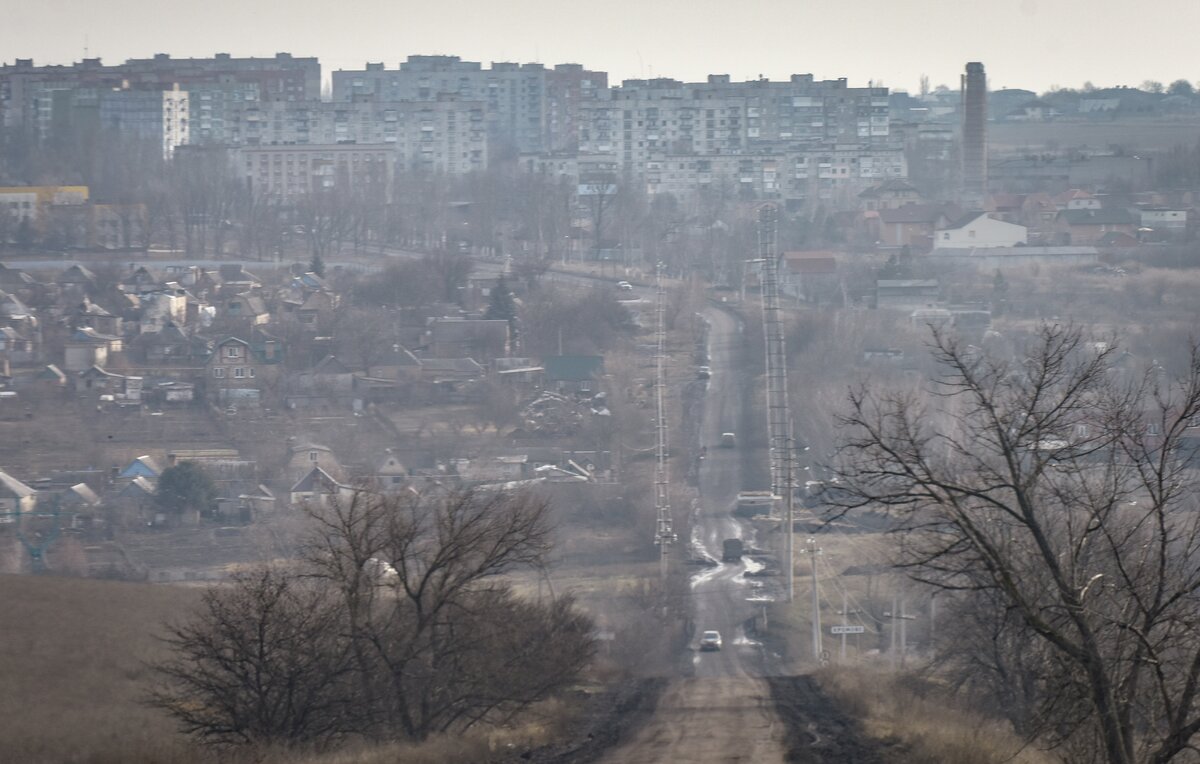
653 261 675 578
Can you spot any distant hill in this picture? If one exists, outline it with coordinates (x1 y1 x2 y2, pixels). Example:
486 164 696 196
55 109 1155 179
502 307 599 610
0 574 203 763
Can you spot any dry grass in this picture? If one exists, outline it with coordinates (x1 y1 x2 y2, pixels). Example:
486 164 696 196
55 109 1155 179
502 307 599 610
815 665 1053 764
0 573 581 763
0 573 205 764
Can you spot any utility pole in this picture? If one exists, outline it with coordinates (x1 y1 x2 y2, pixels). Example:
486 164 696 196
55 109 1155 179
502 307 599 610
653 261 675 579
841 589 849 662
900 596 908 667
800 537 822 661
890 592 898 670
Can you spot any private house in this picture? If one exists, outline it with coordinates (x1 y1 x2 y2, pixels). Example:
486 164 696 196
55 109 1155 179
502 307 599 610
217 264 261 292
129 323 211 365
983 193 1025 224
286 355 355 408
857 179 923 211
219 292 271 326
934 212 1028 249
36 364 67 389
58 264 97 296
376 451 408 490
1054 209 1138 245
75 298 122 336
205 333 283 405
780 251 839 303
295 290 338 330
544 355 604 395
121 266 162 295
138 289 189 333
876 279 940 311
0 326 35 364
77 366 142 401
64 327 122 372
1058 189 1101 211
117 476 157 523
426 318 510 361
119 455 162 480
1139 207 1188 233
289 466 354 507
0 468 36 523
237 484 277 516
876 204 960 250
419 358 486 402
287 442 343 483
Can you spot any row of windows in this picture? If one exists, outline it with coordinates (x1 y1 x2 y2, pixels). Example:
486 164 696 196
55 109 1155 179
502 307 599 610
212 366 255 379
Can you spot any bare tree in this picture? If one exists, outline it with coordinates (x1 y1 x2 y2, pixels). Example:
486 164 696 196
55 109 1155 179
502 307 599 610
833 324 1200 763
150 567 359 748
302 488 594 742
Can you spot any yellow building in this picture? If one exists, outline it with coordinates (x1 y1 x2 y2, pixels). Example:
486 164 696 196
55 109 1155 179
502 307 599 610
0 185 89 223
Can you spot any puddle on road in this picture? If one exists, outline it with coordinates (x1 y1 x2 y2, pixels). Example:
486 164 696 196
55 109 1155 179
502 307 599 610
690 560 725 589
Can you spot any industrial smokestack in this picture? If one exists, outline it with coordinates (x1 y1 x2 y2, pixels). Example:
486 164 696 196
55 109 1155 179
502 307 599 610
961 61 988 204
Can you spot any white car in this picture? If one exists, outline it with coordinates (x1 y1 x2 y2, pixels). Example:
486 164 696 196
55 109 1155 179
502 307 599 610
699 630 723 651
616 280 634 291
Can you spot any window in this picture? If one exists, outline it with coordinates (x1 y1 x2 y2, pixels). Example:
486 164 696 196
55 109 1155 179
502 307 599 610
248 368 256 378
234 367 245 379
309 451 319 462
213 367 225 378
225 345 243 358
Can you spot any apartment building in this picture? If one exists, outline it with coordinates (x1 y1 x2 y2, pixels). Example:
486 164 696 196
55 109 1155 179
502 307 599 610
237 144 395 197
1 52 318 132
331 56 605 154
98 85 189 158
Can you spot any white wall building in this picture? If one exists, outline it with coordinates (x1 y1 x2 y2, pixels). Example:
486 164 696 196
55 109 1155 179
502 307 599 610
934 212 1027 249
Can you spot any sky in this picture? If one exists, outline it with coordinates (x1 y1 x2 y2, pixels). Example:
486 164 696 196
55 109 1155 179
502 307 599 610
5 0 1200 94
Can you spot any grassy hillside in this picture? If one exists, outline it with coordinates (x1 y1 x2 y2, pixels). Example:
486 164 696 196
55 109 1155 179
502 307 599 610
0 574 204 764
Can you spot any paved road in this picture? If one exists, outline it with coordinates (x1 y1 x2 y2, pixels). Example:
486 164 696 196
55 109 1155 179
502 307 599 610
599 304 787 763
689 305 776 679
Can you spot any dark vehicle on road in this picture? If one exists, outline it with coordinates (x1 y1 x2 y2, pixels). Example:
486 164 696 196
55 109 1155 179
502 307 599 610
722 538 744 562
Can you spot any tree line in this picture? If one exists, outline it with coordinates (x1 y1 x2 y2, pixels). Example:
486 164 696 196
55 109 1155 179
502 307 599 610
833 324 1200 763
150 487 594 750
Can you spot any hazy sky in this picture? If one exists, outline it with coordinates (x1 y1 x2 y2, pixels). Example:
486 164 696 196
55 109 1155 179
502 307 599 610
5 0 1199 93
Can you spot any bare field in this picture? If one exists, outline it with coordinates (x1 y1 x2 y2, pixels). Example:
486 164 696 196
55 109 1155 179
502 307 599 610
0 573 203 763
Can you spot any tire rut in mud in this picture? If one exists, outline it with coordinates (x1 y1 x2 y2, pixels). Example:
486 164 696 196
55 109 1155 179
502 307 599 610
767 675 900 764
504 677 667 764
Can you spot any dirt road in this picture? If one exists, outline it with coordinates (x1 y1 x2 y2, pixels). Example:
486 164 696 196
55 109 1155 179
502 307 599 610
598 305 791 763
600 677 786 763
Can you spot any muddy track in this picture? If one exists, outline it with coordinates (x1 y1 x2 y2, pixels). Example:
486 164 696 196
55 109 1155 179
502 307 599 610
508 678 667 764
767 675 899 763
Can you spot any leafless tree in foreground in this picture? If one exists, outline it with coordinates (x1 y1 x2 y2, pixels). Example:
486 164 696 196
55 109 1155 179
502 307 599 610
301 487 594 742
833 324 1200 764
150 568 359 748
150 488 594 750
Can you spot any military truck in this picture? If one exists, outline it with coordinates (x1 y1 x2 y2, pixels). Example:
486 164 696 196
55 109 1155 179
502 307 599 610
721 538 744 562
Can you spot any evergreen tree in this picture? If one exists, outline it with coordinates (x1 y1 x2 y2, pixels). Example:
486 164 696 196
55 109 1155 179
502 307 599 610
484 276 518 341
309 252 326 278
156 462 217 518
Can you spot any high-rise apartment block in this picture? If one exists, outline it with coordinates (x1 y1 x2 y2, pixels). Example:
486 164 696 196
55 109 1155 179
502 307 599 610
331 56 607 154
0 52 906 201
573 74 900 204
